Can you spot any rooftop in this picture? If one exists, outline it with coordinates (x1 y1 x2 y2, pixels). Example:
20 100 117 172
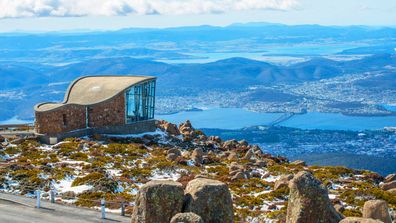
35 75 156 112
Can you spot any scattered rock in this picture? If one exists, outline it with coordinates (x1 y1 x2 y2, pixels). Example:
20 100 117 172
384 174 396 183
131 180 184 223
184 178 234 223
286 171 343 223
0 135 5 143
227 152 238 161
243 149 255 160
222 139 238 150
290 160 306 166
238 140 248 146
274 174 294 190
167 148 181 155
255 160 267 167
170 212 204 223
229 162 243 172
340 217 383 223
191 148 204 165
334 204 345 213
362 200 392 223
231 171 245 181
380 181 396 191
61 191 76 200
167 153 179 161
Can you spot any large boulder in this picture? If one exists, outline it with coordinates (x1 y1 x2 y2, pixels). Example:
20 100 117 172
170 212 204 223
380 181 396 191
362 200 392 223
184 178 234 223
286 171 343 223
340 217 383 223
131 180 184 223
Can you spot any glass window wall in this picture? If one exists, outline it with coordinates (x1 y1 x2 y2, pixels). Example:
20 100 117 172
125 80 155 123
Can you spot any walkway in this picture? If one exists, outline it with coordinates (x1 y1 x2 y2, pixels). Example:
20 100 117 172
0 192 130 223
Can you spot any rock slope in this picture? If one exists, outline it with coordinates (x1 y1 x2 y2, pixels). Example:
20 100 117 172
0 120 395 222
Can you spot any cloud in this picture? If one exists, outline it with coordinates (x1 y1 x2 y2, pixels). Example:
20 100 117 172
0 0 299 18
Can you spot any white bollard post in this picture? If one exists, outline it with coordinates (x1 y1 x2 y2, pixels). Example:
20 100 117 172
101 199 106 219
50 190 55 203
36 190 41 208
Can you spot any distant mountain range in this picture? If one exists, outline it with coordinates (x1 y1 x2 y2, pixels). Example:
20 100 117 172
1 53 395 121
3 53 394 91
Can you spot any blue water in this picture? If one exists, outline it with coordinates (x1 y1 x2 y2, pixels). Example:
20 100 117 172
156 108 284 129
383 104 396 112
157 108 396 131
158 43 361 64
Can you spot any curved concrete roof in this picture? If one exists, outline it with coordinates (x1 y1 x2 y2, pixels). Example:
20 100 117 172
35 75 156 112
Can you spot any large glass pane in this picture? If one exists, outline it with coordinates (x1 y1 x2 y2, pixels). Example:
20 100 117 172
125 80 156 124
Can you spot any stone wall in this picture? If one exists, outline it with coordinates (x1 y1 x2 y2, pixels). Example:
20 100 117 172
35 104 86 135
35 93 126 135
87 93 125 128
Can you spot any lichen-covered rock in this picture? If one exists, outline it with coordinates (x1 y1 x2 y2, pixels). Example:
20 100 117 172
286 171 343 223
274 174 294 190
380 181 396 191
362 200 392 223
184 178 234 223
131 180 184 223
170 212 204 223
339 217 383 223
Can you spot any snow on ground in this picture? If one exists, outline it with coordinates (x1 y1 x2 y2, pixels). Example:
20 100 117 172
149 169 181 181
53 177 92 194
262 174 280 182
105 130 167 138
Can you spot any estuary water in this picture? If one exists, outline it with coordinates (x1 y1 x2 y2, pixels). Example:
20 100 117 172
157 108 396 131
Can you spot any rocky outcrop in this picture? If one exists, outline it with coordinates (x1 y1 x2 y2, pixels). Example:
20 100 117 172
384 174 396 183
286 171 343 223
131 180 184 223
362 200 392 223
184 178 234 223
340 217 383 223
274 174 294 190
157 120 180 135
170 212 204 223
179 120 195 136
380 181 396 191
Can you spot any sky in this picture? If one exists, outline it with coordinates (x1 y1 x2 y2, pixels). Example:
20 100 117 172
0 0 395 32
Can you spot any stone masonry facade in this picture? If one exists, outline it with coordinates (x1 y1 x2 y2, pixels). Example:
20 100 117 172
35 93 126 136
